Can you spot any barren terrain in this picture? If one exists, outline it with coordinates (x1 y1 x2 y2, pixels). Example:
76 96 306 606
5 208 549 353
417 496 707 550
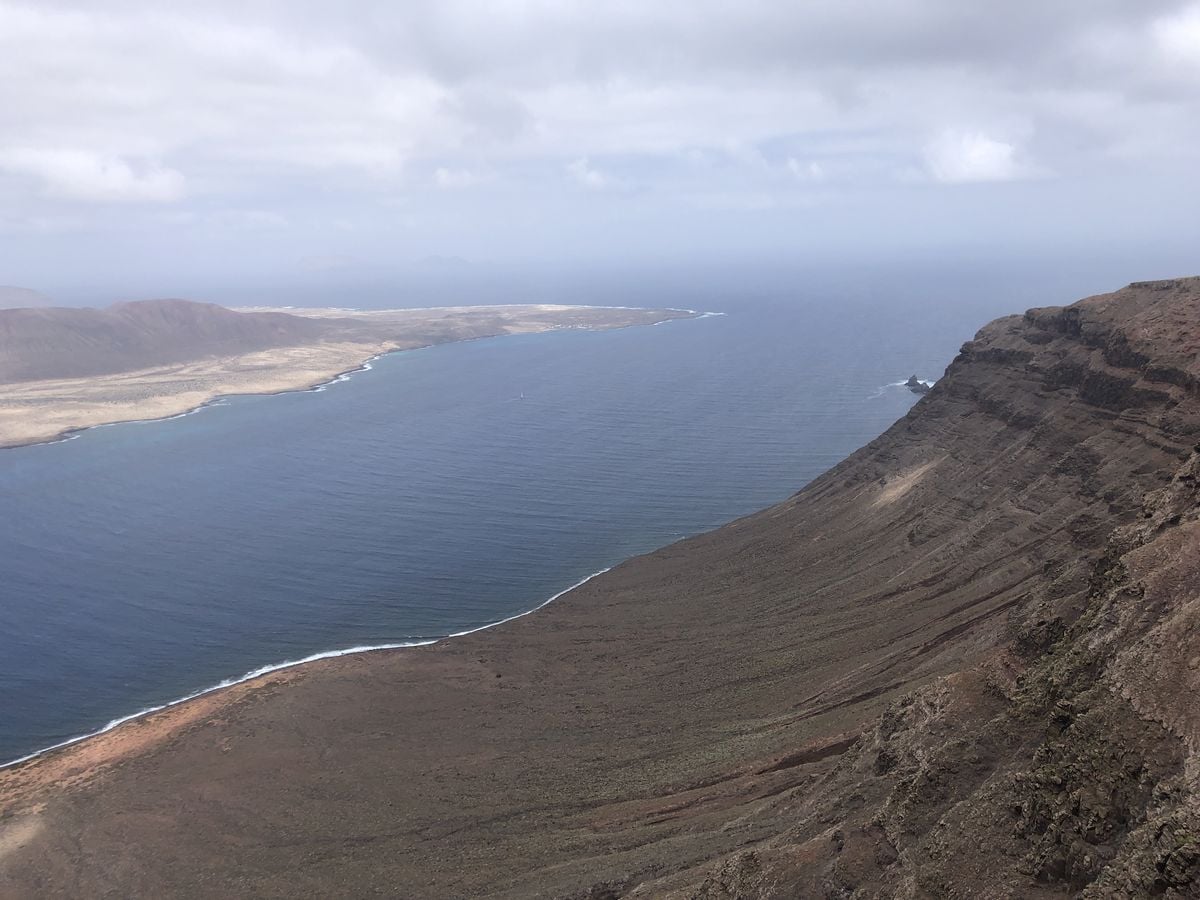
0 302 691 448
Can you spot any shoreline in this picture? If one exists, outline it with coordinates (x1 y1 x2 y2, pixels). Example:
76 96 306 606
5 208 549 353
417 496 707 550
0 305 710 767
0 566 613 772
0 304 706 451
3 348 395 452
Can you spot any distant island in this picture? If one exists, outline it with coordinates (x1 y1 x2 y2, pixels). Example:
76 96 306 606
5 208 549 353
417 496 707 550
0 298 694 448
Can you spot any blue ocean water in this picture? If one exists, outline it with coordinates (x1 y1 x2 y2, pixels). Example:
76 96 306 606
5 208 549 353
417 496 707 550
0 291 1008 765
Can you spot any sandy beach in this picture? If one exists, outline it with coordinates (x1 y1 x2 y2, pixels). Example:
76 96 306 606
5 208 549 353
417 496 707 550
0 304 691 449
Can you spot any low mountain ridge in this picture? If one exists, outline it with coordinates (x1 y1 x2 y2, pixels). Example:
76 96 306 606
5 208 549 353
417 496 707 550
0 299 334 382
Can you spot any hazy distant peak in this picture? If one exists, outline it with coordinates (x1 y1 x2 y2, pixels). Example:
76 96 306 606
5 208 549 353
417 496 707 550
0 286 53 309
412 255 473 271
107 297 226 314
108 297 209 307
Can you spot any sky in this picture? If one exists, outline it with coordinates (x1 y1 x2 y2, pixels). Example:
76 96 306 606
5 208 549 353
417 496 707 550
0 1 1198 302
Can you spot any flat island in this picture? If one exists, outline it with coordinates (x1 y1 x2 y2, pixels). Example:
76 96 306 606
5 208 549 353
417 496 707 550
0 301 694 448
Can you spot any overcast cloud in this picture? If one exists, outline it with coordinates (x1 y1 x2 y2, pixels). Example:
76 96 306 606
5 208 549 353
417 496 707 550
0 1 1197 298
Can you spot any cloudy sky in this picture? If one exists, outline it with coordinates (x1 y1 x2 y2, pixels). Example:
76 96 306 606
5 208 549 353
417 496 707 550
1 1 1198 299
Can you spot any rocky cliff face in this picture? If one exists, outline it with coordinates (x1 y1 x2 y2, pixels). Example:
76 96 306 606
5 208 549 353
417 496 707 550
2 279 1199 899
653 278 1200 898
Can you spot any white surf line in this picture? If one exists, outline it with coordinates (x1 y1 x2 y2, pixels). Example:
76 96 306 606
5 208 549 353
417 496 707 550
868 376 939 398
651 308 725 324
369 303 716 318
0 566 612 772
303 352 388 393
0 307 712 751
445 566 611 638
275 303 703 314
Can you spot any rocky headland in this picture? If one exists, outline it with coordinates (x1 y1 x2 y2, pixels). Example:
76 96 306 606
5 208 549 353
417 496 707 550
2 278 1200 898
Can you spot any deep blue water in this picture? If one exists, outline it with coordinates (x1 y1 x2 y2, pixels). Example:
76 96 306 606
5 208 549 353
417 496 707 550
0 291 1010 764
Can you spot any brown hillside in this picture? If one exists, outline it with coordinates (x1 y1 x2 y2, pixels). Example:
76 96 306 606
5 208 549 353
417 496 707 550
0 299 335 382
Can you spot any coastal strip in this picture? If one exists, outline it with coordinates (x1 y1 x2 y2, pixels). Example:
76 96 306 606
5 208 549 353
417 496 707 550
8 348 394 451
0 566 612 772
0 303 703 450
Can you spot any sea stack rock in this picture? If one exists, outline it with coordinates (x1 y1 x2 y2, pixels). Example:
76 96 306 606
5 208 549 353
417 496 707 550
905 374 932 394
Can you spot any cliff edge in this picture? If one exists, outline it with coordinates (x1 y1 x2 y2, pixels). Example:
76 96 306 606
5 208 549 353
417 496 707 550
663 276 1200 898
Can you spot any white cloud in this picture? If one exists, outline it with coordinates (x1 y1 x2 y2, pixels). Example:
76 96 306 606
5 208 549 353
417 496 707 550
566 157 610 190
786 158 826 182
0 211 88 234
0 2 1191 201
1152 4 1200 65
209 209 289 229
923 130 1030 183
0 149 185 202
0 1 1197 273
434 166 482 188
299 252 357 272
0 4 444 195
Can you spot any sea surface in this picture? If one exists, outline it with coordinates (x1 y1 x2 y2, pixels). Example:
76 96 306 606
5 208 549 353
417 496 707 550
0 289 1014 765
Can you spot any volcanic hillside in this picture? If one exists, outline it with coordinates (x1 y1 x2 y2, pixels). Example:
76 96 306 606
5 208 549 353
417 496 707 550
0 299 335 382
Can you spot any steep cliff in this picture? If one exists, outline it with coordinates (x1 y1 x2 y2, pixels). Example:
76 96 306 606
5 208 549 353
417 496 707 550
1 279 1199 899
654 277 1200 898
